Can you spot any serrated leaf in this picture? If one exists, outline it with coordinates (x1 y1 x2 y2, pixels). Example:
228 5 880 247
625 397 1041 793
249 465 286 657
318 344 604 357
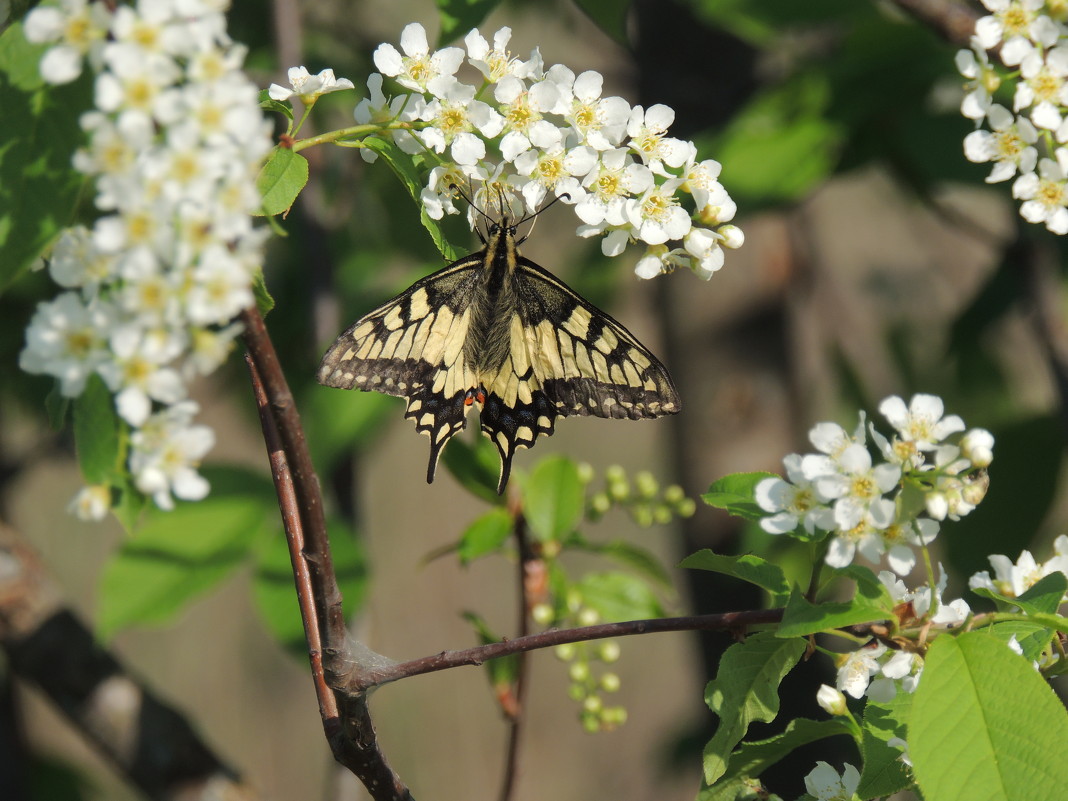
576 571 663 622
435 0 502 44
702 472 779 522
859 692 913 799
441 435 504 504
702 633 806 784
679 549 789 600
98 494 269 638
252 517 369 654
255 146 308 216
0 25 93 292
698 718 852 801
524 455 584 542
458 507 513 564
72 374 121 484
360 136 463 261
987 620 1057 663
1015 571 1068 615
910 632 1068 801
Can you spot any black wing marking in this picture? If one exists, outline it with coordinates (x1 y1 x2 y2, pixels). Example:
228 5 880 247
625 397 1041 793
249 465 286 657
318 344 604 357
478 256 680 492
317 255 484 483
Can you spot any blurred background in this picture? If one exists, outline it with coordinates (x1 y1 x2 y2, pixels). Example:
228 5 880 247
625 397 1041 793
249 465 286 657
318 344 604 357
3 1 1065 799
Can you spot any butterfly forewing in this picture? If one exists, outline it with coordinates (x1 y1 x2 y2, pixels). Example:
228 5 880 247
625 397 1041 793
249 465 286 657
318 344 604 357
317 219 680 494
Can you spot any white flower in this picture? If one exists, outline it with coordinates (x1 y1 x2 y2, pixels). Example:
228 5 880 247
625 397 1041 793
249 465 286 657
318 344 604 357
683 227 726 279
576 148 651 226
1012 155 1068 233
624 178 692 245
560 70 631 150
626 104 690 168
19 293 115 396
268 66 354 103
48 226 117 291
975 0 1048 51
633 244 690 279
23 0 110 84
755 454 836 536
812 443 900 531
97 325 186 425
804 762 861 801
956 39 997 120
129 401 214 510
513 143 594 209
1014 45 1068 128
373 22 464 95
418 81 503 164
970 542 1068 600
465 26 541 82
182 244 253 325
879 393 966 451
816 684 848 716
69 484 111 521
963 105 1038 182
837 642 886 699
960 428 994 468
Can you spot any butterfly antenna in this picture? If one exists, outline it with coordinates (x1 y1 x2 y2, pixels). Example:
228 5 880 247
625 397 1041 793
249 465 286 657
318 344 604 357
450 182 494 241
516 192 572 243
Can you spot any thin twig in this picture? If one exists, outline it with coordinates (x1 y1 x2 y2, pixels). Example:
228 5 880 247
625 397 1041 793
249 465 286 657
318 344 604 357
348 609 786 692
245 353 338 725
240 306 413 801
497 513 534 801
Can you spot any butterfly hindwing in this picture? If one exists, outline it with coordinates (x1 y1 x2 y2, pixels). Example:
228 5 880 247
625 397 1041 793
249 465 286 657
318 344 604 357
477 256 680 490
316 255 484 482
319 217 681 495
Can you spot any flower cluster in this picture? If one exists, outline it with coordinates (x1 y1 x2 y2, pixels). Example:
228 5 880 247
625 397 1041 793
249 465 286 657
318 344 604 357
957 1 1068 233
970 533 1068 601
20 0 272 515
755 394 993 576
341 22 742 280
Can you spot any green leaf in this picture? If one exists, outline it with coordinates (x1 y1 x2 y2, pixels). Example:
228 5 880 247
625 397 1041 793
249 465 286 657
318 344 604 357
576 571 664 622
987 620 1057 664
258 88 294 121
458 507 513 564
461 611 520 687
1015 572 1068 615
702 633 806 784
910 632 1068 801
0 24 93 292
679 549 789 601
697 718 853 801
435 0 502 44
569 537 673 588
441 435 504 504
778 568 894 638
251 270 275 316
573 0 631 46
252 517 369 654
72 375 121 485
360 136 463 261
859 692 913 799
255 146 308 216
702 472 779 522
523 455 584 542
98 492 270 638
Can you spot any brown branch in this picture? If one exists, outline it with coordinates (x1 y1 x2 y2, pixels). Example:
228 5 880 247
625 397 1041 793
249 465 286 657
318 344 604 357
0 523 255 801
347 608 786 693
885 0 980 47
240 306 413 801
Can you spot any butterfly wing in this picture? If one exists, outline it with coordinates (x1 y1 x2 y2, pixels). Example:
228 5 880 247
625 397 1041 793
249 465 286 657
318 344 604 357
478 256 680 491
317 254 484 483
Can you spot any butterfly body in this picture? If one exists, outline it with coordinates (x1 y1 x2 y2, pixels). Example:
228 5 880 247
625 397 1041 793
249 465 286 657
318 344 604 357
317 219 680 494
